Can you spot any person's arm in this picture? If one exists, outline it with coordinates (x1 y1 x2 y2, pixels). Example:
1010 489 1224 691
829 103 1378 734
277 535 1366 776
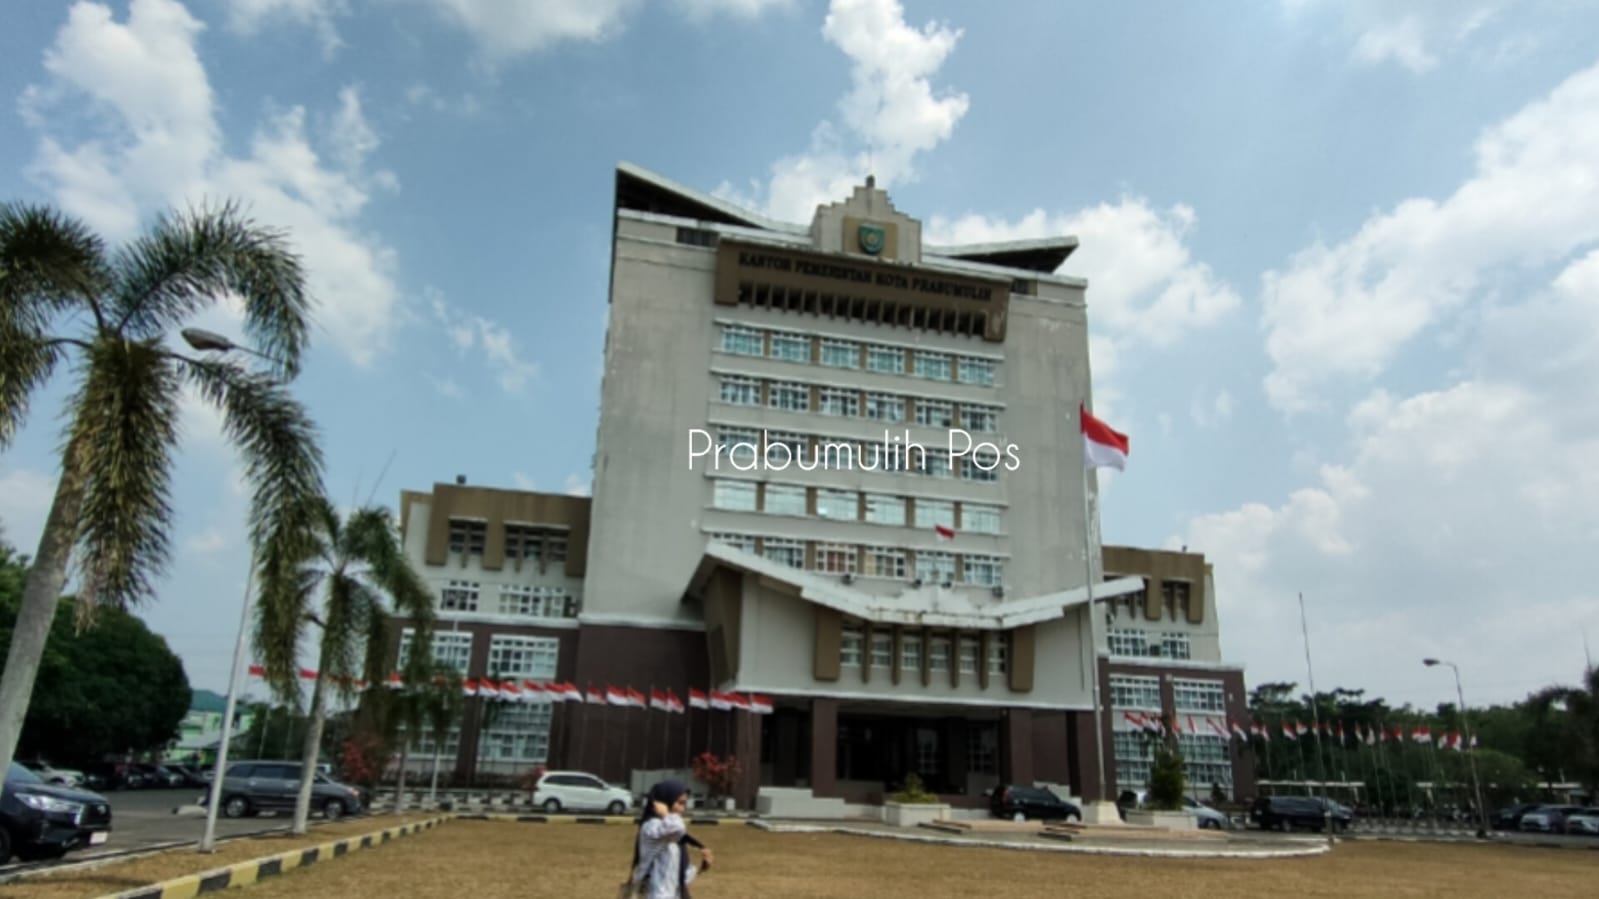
681 833 705 849
640 813 687 841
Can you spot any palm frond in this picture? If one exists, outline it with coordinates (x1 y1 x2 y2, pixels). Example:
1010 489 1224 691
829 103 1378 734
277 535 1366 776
0 332 62 451
0 201 111 323
110 201 311 379
253 558 322 703
323 575 385 705
64 337 182 620
344 506 435 625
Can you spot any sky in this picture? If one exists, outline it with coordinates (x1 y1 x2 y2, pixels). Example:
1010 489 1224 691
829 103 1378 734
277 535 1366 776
2 0 1598 714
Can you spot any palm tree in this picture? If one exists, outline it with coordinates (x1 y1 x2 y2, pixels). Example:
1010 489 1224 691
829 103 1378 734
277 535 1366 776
258 498 433 834
378 661 463 811
0 201 323 783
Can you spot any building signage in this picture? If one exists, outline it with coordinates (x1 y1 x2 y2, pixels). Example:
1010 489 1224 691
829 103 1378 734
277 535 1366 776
857 222 886 255
723 244 999 303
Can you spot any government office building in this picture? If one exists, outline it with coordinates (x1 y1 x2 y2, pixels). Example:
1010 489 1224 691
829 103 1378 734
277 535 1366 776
386 163 1255 810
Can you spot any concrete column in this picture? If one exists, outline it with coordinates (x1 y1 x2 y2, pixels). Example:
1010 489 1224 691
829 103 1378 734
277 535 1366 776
1002 708 1033 786
773 711 800 787
810 698 838 797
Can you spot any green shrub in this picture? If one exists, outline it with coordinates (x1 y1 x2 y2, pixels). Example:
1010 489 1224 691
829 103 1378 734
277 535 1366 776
1148 744 1187 811
890 773 941 804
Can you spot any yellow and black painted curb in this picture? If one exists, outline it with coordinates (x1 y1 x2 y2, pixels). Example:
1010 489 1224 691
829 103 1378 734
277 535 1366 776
454 812 725 826
97 815 451 899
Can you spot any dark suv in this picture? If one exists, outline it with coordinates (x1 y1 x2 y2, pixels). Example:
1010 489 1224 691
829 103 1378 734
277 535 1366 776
1250 795 1353 832
990 784 1082 823
1 762 113 864
203 761 363 820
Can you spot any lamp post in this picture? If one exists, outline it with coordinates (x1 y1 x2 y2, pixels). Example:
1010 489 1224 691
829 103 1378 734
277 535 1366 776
1423 658 1489 839
186 328 272 852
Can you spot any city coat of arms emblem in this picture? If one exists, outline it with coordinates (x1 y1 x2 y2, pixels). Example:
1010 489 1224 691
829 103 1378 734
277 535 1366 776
857 223 886 255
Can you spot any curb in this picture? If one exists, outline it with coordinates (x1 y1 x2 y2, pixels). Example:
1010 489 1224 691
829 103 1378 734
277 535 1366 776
743 820 1333 860
94 816 451 899
454 813 725 826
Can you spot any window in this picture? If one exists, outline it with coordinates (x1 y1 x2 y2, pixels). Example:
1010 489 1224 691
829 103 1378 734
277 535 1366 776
864 494 905 526
866 345 904 374
719 375 760 406
900 634 922 671
913 351 952 381
815 488 857 520
767 431 808 463
958 357 996 386
1162 632 1193 660
399 628 472 673
544 535 568 562
488 634 559 679
448 518 486 556
841 627 864 666
961 505 1001 534
497 585 574 619
815 543 858 574
869 632 894 668
929 638 950 672
962 555 1002 586
1177 733 1232 790
863 546 905 578
1113 731 1154 788
768 381 809 412
1110 675 1161 710
818 439 859 469
764 484 807 516
1163 581 1194 621
719 324 763 356
960 405 998 432
863 392 904 422
966 726 997 774
958 636 980 674
917 551 955 583
1108 629 1149 658
480 704 554 764
440 580 479 612
921 450 952 479
820 338 859 368
819 387 859 417
961 451 999 482
915 399 953 428
709 532 756 553
914 499 954 530
762 537 804 569
712 479 757 511
769 332 810 362
986 635 1008 675
1173 679 1226 713
717 427 759 468
863 442 907 472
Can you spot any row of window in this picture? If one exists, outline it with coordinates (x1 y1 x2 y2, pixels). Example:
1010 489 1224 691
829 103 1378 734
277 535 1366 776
1113 732 1233 789
717 375 1001 433
447 519 571 563
709 479 1003 531
718 324 998 386
397 629 561 681
840 627 1009 677
1107 629 1193 661
402 704 554 764
710 426 1002 482
709 532 1005 586
1108 674 1227 713
438 581 581 620
1106 578 1197 623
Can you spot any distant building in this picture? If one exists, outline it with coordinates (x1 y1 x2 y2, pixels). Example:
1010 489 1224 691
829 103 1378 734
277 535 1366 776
173 688 254 764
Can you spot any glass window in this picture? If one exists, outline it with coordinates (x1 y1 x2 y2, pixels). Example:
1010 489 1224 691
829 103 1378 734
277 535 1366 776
440 579 479 612
769 332 809 362
762 538 805 569
764 484 807 516
719 324 763 356
1109 675 1162 710
818 439 859 469
820 338 859 368
819 388 859 417
479 703 554 764
1108 629 1149 658
913 351 952 381
719 375 760 405
865 392 905 422
914 499 954 529
917 551 955 583
962 505 1001 534
870 632 894 668
958 636 979 674
864 494 905 525
900 634 922 671
712 479 757 511
815 543 858 574
816 488 857 520
716 427 759 468
767 431 808 463
867 345 904 374
962 555 1002 586
921 450 952 479
957 357 996 386
961 452 999 482
863 547 905 578
929 638 950 672
914 399 953 428
448 519 486 556
966 726 996 774
1173 679 1226 713
487 634 559 679
399 629 472 673
768 381 810 412
841 627 864 666
960 405 998 432
709 532 756 553
986 636 1008 675
1163 632 1193 660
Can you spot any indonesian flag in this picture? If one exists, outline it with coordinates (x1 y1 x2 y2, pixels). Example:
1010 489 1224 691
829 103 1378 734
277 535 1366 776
385 672 404 690
462 678 478 697
1207 717 1229 738
1281 721 1297 741
1390 725 1403 742
689 688 709 710
1295 721 1309 737
586 685 607 705
1230 721 1248 741
933 523 955 540
606 686 629 706
1336 722 1345 743
649 688 671 712
750 694 774 714
298 667 318 680
626 687 647 708
709 691 732 711
1469 734 1478 750
478 680 502 699
727 693 751 712
523 681 548 703
499 680 522 701
1122 710 1145 729
1413 726 1431 743
667 690 686 713
1081 404 1130 471
248 664 265 678
1186 714 1198 735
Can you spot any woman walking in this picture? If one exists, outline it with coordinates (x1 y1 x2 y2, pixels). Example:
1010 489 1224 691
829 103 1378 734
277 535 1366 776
619 779 713 898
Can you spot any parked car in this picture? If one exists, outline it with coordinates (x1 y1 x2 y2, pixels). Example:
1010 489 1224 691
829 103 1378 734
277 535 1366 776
1562 810 1599 836
1 762 112 864
202 760 363 820
22 763 85 788
530 771 634 814
1491 803 1543 831
1519 804 1587 834
1250 795 1354 832
1183 797 1230 829
989 784 1082 823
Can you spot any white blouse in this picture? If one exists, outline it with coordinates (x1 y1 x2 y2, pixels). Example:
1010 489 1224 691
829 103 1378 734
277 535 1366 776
633 813 699 898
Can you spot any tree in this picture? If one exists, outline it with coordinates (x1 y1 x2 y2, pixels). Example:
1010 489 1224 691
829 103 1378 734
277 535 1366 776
256 499 432 834
0 201 325 782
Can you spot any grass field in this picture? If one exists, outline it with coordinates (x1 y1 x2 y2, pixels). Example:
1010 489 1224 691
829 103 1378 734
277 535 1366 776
232 819 1599 898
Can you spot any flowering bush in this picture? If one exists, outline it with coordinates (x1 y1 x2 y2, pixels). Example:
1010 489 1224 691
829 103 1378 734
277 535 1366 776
519 765 548 794
339 733 385 788
690 751 741 799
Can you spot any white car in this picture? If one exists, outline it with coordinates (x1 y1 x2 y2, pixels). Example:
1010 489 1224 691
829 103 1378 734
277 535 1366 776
1184 797 1230 829
28 763 85 787
530 770 635 815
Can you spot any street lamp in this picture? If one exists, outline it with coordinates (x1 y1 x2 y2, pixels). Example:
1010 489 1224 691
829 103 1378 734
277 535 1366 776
182 328 278 362
1424 658 1489 839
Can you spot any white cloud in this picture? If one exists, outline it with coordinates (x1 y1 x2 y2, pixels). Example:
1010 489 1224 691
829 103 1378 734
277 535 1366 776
1190 389 1235 429
21 0 403 367
0 468 57 554
226 0 347 57
185 528 227 555
429 294 539 393
674 0 794 18
394 0 640 60
564 473 590 497
1260 59 1599 412
512 472 536 491
718 0 969 222
1284 0 1511 73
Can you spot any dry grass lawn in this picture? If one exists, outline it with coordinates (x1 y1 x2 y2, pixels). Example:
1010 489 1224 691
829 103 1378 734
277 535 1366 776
0 813 438 899
240 819 1599 898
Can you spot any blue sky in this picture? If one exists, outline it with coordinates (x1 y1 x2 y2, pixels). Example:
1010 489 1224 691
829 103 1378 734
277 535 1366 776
3 0 1598 712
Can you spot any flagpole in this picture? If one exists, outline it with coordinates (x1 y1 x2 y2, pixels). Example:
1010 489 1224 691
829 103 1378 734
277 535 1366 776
1082 464 1110 808
1297 592 1335 846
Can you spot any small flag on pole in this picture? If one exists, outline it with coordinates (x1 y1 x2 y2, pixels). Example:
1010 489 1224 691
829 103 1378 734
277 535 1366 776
248 664 265 677
1081 404 1130 471
933 523 955 540
689 688 709 710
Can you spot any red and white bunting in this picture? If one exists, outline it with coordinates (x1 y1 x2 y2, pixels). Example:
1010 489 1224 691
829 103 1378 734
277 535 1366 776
689 688 709 710
298 668 318 681
478 680 502 700
585 685 607 705
708 691 731 711
749 694 774 715
606 686 629 706
522 681 548 703
669 690 686 713
649 688 671 712
626 687 647 708
499 681 522 701
462 678 478 697
727 693 751 712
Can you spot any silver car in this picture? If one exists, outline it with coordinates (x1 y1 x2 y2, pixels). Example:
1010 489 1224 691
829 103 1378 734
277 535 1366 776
1184 797 1231 829
203 760 363 820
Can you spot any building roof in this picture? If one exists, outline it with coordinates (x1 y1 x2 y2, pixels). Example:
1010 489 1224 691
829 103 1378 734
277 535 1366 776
686 541 1144 630
188 688 228 714
614 162 1076 274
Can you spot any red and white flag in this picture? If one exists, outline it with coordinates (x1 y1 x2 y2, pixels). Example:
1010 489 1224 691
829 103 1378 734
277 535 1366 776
248 664 265 678
606 686 629 706
666 690 685 714
688 688 709 710
523 681 549 704
1230 721 1248 741
709 691 732 711
933 523 955 540
1080 404 1130 471
626 687 647 708
1281 721 1297 741
462 678 479 697
385 672 404 690
1122 710 1146 729
478 680 502 699
649 688 671 712
298 667 318 681
499 680 522 701
585 685 607 705
727 693 751 712
750 694 774 714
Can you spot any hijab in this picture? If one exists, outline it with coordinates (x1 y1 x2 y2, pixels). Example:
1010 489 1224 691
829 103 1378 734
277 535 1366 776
631 779 699 895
